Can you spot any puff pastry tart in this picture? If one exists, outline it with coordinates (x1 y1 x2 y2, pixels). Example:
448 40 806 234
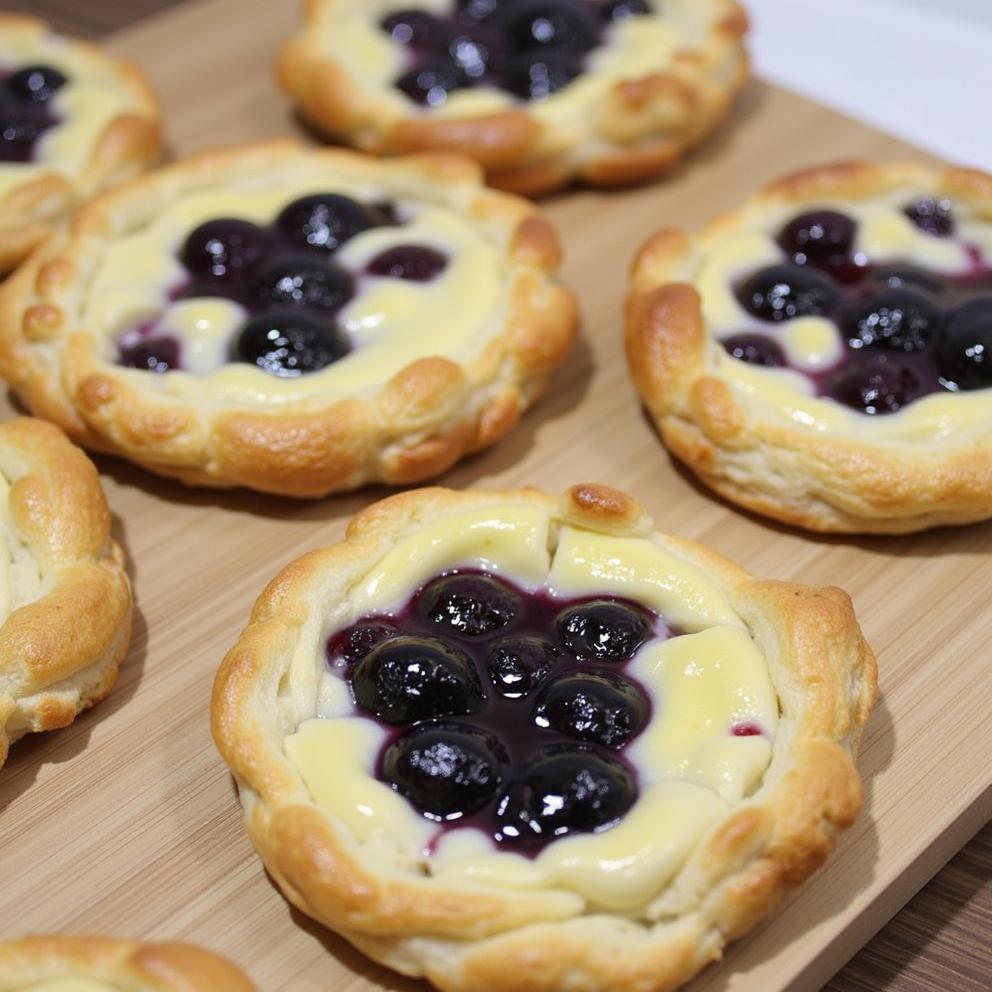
0 14 160 272
0 418 131 769
0 141 576 497
626 162 992 533
0 935 255 991
278 0 749 196
212 482 876 992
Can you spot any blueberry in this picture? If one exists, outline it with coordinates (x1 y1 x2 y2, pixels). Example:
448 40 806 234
936 298 992 390
777 210 857 273
0 105 55 162
737 264 840 322
495 745 636 846
828 356 921 415
382 722 508 820
179 218 272 282
457 0 503 22
501 50 584 99
276 193 383 254
249 253 353 313
721 333 786 367
396 57 467 106
505 1 600 55
367 245 448 282
418 573 521 637
844 289 942 353
870 265 945 297
449 27 500 79
556 599 652 664
350 635 485 724
487 636 559 698
328 619 398 667
904 197 954 238
232 308 347 377
533 671 648 748
117 335 181 373
7 65 67 103
381 10 450 49
601 0 652 21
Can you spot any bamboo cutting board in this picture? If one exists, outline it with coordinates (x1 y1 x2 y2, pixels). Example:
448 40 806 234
1 2 990 991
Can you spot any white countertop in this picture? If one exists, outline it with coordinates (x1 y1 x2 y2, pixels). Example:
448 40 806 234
746 0 992 168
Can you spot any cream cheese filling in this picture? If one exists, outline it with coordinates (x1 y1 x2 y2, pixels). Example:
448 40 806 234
695 188 992 440
283 504 778 913
82 181 506 405
0 31 140 198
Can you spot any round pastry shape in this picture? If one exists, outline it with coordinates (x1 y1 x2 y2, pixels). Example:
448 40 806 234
626 162 992 533
0 141 576 497
0 14 161 272
278 0 749 196
0 935 255 991
0 418 131 769
212 482 876 992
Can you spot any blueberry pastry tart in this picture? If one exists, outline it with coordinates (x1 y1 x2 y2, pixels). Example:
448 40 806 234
626 162 992 533
0 418 131 769
278 0 748 195
0 141 576 497
0 14 160 272
0 936 255 991
212 483 875 992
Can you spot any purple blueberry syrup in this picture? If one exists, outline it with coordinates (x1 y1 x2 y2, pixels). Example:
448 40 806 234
115 192 451 376
723 202 992 414
0 65 66 163
327 570 667 852
380 0 653 106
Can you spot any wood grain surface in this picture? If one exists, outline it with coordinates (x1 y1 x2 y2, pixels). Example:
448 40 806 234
0 2 990 991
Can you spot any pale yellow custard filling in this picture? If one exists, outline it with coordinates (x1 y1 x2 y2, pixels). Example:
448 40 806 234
16 982 115 992
83 180 506 405
284 504 779 913
0 31 141 198
694 189 992 440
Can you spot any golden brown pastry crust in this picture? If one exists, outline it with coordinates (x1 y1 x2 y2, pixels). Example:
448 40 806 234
0 14 161 272
0 418 131 769
212 482 876 992
625 161 992 534
0 140 576 497
278 0 749 196
0 935 255 991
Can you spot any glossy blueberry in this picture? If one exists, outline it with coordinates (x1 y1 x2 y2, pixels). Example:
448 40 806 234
456 0 503 24
495 745 636 845
418 573 521 636
904 196 954 238
118 335 181 373
737 264 840 322
828 356 921 415
870 265 944 297
721 333 786 367
844 289 942 353
179 218 272 281
328 619 399 667
601 0 652 21
777 210 857 272
381 10 450 49
276 193 383 254
382 721 508 819
249 253 353 312
7 65 68 103
367 244 448 282
487 636 559 699
504 1 600 55
0 105 55 162
350 635 485 724
232 307 347 377
448 27 500 79
502 49 584 99
936 298 992 390
533 671 648 748
556 599 652 664
396 57 467 106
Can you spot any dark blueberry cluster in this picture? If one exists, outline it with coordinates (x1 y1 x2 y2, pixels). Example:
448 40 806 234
0 64 66 163
329 570 662 852
723 201 992 414
117 193 450 377
380 0 652 106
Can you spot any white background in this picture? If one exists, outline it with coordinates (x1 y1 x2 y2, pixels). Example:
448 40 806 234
746 0 992 167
